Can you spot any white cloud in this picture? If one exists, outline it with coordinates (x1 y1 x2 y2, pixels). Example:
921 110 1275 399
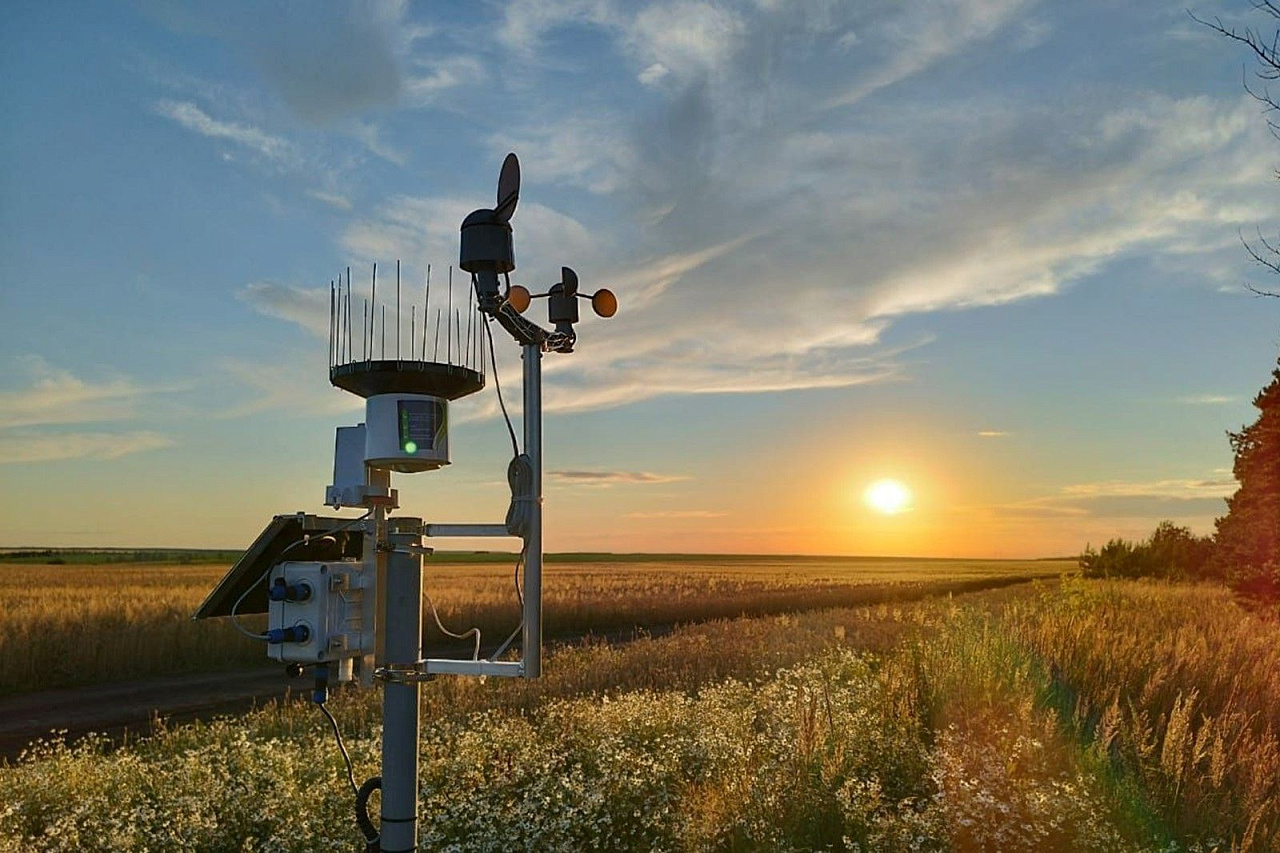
306 189 354 210
0 357 175 429
972 473 1236 525
215 357 360 419
352 122 408 166
340 196 598 291
626 509 727 518
638 62 669 85
498 0 618 54
239 282 334 339
0 359 182 466
235 5 1276 424
626 1 747 83
490 117 639 195
0 431 175 465
155 99 295 163
402 55 485 106
1174 394 1236 405
977 430 1011 438
827 0 1032 108
548 469 688 485
1060 478 1237 501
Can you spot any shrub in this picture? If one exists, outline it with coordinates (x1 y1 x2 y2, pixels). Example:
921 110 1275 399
1079 522 1213 581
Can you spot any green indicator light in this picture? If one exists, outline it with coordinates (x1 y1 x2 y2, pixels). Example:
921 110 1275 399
404 441 418 454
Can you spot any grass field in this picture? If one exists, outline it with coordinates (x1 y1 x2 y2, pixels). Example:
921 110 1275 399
2 578 1275 852
0 556 1065 694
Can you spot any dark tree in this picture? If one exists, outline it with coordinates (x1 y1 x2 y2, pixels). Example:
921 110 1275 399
1210 357 1280 597
1193 2 1280 297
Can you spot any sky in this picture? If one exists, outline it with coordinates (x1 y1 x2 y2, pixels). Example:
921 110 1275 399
1 0 1277 558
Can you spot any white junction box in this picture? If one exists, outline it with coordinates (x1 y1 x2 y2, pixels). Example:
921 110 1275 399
267 560 367 667
325 424 368 508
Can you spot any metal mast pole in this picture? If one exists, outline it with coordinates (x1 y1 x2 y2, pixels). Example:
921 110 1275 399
522 344 543 678
381 517 423 852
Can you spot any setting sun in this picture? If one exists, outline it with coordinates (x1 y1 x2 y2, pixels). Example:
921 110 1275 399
864 479 912 515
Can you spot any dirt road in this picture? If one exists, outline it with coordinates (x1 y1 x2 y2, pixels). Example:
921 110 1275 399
0 666 297 760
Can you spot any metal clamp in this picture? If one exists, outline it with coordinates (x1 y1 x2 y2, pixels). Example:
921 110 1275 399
374 663 436 684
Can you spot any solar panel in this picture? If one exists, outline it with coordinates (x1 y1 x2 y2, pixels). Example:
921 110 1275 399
193 513 364 619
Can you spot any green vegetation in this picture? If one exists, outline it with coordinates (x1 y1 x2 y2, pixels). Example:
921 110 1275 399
0 558 1062 694
0 549 243 566
3 579 1274 851
1079 521 1214 581
1080 357 1280 603
1210 358 1280 598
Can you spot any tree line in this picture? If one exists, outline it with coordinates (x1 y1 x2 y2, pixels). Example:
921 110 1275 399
1081 7 1280 602
1080 358 1280 602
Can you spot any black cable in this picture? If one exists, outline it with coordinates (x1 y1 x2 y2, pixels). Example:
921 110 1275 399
320 699 380 850
318 702 359 797
356 776 382 852
485 316 520 457
229 512 373 641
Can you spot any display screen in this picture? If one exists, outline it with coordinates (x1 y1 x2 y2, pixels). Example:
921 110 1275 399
397 399 442 453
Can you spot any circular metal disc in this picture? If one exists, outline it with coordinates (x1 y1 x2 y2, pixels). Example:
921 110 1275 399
495 153 520 222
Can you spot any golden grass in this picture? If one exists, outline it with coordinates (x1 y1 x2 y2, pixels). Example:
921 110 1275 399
3 580 1274 850
1005 579 1280 850
0 557 1064 693
0 583 1157 852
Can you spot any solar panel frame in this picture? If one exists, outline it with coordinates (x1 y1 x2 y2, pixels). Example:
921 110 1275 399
193 513 365 619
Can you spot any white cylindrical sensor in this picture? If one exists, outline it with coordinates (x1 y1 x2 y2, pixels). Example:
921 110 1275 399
365 393 449 472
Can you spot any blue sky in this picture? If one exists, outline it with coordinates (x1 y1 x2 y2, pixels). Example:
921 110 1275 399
1 0 1276 556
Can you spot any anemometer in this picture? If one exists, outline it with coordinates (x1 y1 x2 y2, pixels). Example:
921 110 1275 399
195 154 616 852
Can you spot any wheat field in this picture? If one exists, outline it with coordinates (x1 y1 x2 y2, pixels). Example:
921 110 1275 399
0 557 1063 693
3 579 1275 851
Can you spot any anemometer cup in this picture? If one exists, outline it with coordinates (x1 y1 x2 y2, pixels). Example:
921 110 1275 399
506 285 532 314
589 289 617 318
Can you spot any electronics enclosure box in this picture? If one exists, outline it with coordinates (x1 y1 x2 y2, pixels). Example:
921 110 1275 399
267 560 365 664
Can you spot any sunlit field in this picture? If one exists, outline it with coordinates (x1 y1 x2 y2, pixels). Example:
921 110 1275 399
3 579 1276 852
0 556 1064 693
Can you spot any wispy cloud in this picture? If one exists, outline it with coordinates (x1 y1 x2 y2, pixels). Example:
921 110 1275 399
238 282 334 338
237 4 1275 426
1174 394 1236 404
626 509 727 518
977 430 1011 438
969 472 1238 524
306 189 353 210
0 357 176 429
1060 477 1237 500
402 55 485 106
215 358 360 419
352 122 408 166
0 431 175 465
155 99 295 163
0 359 181 466
827 0 1032 108
548 470 689 485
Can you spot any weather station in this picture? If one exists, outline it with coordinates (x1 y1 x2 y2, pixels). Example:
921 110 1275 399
194 154 617 853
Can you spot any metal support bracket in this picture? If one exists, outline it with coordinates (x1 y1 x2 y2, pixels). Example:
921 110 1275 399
376 658 525 681
423 523 515 538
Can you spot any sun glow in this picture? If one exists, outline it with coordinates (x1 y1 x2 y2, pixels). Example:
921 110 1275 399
864 479 912 515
